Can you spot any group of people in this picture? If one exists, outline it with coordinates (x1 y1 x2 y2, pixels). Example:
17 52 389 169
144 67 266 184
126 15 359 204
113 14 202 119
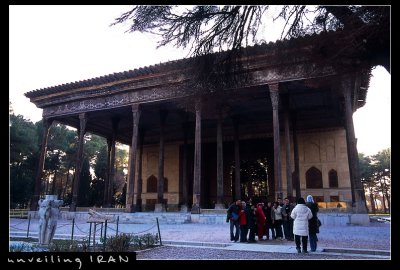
226 195 319 253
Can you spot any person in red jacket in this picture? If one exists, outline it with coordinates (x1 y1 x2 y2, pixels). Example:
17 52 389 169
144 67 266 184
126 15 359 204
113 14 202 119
256 203 266 240
239 201 248 242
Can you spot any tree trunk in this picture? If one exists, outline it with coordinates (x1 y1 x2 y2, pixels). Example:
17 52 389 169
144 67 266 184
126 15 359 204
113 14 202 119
380 183 387 214
383 181 390 214
368 185 376 214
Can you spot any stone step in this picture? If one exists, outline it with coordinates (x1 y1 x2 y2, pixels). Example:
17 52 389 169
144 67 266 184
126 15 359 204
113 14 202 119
322 247 390 256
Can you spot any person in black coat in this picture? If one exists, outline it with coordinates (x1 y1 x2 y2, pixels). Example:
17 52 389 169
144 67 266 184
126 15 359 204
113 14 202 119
245 201 257 242
306 195 319 252
226 200 241 241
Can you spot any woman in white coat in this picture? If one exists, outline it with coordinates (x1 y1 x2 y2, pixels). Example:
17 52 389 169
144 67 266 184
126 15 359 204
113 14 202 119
290 197 313 253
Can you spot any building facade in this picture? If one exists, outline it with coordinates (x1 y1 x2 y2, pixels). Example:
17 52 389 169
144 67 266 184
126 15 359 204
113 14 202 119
26 30 370 213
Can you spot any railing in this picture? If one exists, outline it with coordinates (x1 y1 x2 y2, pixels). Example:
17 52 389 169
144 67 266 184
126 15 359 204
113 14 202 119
9 209 29 218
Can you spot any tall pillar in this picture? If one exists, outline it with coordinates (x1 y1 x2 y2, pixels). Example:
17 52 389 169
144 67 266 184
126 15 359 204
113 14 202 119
126 104 141 212
181 122 190 211
192 100 202 213
233 117 241 201
103 138 112 207
283 96 293 199
70 113 87 212
156 110 167 212
342 76 368 213
135 129 145 212
107 117 119 207
215 112 224 209
269 83 283 200
30 118 53 211
291 112 301 200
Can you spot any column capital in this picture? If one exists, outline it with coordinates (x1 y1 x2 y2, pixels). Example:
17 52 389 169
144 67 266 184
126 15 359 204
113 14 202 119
43 117 54 128
268 83 280 93
132 103 141 112
78 112 87 120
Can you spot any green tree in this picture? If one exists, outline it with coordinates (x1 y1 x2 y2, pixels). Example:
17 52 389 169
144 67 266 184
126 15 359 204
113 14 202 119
94 144 108 181
10 114 38 164
359 153 376 213
10 114 39 208
372 148 390 213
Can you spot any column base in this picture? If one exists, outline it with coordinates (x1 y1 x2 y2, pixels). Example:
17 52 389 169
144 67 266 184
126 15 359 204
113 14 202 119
125 204 136 213
214 203 226 209
135 204 142 212
349 213 370 225
135 199 142 212
191 204 200 214
154 203 166 212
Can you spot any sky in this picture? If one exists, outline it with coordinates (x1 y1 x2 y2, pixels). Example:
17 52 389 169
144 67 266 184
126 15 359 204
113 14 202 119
9 5 391 156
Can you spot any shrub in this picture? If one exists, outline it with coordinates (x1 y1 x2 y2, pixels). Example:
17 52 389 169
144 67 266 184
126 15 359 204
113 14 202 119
105 233 132 252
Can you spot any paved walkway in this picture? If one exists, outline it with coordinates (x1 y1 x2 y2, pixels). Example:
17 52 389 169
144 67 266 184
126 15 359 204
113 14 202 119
9 218 390 259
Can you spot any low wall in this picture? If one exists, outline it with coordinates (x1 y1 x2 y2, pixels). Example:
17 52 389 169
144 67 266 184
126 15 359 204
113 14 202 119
27 210 369 226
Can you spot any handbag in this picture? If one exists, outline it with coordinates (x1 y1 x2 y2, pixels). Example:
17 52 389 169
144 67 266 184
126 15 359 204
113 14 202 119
232 212 239 221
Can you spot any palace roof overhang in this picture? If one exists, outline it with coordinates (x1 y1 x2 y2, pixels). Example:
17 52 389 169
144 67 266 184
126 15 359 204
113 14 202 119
24 30 372 145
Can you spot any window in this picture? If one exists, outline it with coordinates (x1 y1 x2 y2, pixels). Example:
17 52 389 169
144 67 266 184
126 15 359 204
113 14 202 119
313 196 324 202
330 196 339 202
329 169 338 188
147 175 157 193
306 166 323 188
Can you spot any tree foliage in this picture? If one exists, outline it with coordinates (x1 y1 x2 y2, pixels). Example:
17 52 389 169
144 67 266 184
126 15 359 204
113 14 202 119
9 113 125 208
10 114 39 208
359 148 391 213
113 5 389 72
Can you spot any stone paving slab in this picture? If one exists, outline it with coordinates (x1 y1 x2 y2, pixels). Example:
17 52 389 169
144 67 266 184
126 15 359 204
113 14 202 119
10 217 390 258
162 241 390 259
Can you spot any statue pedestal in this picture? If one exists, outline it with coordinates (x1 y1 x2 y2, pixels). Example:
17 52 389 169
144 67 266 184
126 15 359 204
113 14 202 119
38 195 63 245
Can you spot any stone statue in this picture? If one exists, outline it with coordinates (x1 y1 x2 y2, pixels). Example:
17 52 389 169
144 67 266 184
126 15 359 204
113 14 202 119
38 195 63 245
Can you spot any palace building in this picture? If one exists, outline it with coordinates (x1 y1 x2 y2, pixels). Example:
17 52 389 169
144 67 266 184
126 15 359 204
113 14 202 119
26 30 370 214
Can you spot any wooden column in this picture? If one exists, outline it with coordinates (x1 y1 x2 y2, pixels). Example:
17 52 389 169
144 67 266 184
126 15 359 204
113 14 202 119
30 118 53 211
181 122 190 209
107 117 119 207
291 112 301 200
283 96 293 199
192 100 202 213
126 104 141 212
156 110 167 211
215 113 224 208
103 138 112 207
70 113 87 212
135 129 145 212
342 76 368 213
233 117 241 201
269 83 282 200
